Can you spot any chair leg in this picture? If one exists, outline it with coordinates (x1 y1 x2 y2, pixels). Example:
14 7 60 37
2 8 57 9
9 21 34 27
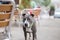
36 16 40 27
38 15 40 26
5 27 11 40
18 14 21 27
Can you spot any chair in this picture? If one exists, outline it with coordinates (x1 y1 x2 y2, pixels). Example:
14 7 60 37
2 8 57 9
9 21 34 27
13 9 21 27
33 8 41 26
33 8 41 17
0 4 13 40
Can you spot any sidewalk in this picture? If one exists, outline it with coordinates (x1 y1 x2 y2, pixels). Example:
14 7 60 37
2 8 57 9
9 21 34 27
11 18 60 40
0 14 60 40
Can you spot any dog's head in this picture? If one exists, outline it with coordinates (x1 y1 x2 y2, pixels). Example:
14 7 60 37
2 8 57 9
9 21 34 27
22 12 34 28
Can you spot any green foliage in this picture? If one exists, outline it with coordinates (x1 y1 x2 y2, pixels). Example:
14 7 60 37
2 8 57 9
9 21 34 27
19 0 30 9
19 5 24 10
40 0 51 6
33 0 51 7
50 5 55 10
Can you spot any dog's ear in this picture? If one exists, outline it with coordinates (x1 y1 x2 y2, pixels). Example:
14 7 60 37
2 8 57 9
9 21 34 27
22 14 26 17
30 14 34 17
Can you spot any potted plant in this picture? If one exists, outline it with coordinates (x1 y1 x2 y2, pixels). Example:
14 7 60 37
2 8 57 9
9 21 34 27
49 5 55 16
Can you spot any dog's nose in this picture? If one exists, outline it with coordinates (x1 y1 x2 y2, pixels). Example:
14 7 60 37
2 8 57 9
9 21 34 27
25 23 28 27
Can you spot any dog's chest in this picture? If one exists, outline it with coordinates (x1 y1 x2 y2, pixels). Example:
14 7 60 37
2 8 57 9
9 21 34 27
26 27 32 33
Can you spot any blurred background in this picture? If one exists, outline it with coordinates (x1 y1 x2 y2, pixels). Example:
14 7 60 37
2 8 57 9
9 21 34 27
0 0 60 40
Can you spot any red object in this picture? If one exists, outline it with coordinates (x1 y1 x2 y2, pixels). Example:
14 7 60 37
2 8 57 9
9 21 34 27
29 10 33 14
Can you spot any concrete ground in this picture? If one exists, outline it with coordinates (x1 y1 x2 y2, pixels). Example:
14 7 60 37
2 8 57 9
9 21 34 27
0 15 60 40
11 18 60 40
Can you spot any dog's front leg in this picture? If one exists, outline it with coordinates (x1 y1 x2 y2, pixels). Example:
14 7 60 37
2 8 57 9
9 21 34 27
25 32 27 40
32 30 37 40
23 27 27 40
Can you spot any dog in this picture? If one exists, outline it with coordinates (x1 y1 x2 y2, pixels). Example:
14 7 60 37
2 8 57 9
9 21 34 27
21 10 37 40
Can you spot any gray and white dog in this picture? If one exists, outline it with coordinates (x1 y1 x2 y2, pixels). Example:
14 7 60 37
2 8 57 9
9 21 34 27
21 10 37 40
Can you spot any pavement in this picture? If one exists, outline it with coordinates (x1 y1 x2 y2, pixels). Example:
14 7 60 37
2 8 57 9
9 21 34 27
0 14 60 40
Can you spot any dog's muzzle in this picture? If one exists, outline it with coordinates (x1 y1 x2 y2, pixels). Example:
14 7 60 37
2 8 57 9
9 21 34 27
25 23 28 27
